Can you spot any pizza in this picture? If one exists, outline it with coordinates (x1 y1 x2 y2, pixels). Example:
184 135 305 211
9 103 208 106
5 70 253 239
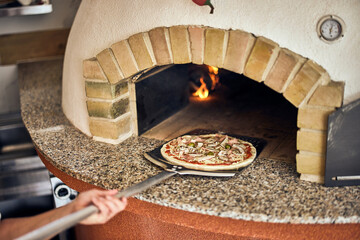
160 134 256 171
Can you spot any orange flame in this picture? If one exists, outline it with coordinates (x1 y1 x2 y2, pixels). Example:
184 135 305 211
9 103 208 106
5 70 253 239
208 66 219 90
192 65 219 99
192 77 209 99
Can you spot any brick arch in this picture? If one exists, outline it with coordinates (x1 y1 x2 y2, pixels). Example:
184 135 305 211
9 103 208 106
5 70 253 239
82 25 344 182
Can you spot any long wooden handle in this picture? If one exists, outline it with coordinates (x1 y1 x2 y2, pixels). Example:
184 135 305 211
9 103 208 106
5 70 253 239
16 171 176 240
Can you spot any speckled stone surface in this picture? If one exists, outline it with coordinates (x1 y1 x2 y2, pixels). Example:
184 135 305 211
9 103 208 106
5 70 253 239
18 59 360 224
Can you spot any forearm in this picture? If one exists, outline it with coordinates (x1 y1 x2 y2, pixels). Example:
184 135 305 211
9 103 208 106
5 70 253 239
0 189 127 240
0 202 76 240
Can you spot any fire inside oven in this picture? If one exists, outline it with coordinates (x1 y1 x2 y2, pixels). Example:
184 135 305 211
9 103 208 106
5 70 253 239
135 64 298 163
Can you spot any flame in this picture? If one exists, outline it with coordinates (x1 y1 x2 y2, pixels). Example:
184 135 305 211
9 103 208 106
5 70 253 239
208 66 219 90
192 77 209 99
192 65 219 99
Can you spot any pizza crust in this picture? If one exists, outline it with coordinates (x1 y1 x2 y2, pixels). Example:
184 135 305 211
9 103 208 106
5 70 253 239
160 134 256 171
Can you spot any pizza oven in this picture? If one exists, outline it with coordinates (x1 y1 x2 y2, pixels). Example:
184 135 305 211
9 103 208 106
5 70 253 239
61 0 360 184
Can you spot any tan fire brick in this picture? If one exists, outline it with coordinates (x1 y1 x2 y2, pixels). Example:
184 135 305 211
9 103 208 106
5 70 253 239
148 27 172 65
297 107 334 131
223 30 255 74
85 80 128 100
96 48 124 84
111 40 139 78
128 33 154 71
299 174 324 184
296 153 325 175
283 60 324 107
83 58 107 81
297 129 327 154
188 26 205 65
204 28 226 67
307 81 344 108
244 37 279 82
168 26 191 64
89 114 131 140
87 97 130 119
264 49 303 93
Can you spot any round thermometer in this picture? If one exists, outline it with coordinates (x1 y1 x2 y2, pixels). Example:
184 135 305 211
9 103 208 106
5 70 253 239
317 15 345 43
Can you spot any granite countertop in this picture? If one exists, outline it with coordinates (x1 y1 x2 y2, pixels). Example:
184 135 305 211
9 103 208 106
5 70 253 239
18 58 360 224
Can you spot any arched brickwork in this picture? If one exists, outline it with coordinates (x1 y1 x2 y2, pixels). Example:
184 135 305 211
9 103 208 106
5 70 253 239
82 25 344 182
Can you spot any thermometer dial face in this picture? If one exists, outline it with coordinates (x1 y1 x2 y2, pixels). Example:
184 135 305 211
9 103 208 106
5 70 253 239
319 17 344 42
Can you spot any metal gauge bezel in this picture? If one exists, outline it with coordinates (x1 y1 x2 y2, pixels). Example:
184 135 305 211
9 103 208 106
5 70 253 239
317 15 345 43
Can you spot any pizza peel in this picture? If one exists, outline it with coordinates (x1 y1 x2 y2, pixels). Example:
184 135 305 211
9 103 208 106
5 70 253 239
17 161 235 240
17 130 266 240
17 149 236 240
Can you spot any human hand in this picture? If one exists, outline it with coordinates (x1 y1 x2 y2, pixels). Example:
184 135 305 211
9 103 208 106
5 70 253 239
71 189 127 225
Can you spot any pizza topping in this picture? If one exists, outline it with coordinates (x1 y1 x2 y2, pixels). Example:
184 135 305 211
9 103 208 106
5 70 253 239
194 137 204 142
220 135 228 147
163 134 255 166
196 155 215 162
232 144 245 154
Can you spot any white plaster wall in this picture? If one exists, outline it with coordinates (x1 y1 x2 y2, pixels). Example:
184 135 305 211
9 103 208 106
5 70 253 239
63 0 360 136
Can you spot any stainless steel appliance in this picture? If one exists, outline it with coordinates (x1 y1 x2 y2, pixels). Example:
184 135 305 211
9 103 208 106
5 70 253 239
0 113 54 219
50 175 78 208
0 112 77 239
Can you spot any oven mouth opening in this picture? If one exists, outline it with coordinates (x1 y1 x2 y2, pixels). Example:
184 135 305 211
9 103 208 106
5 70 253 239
137 64 297 163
